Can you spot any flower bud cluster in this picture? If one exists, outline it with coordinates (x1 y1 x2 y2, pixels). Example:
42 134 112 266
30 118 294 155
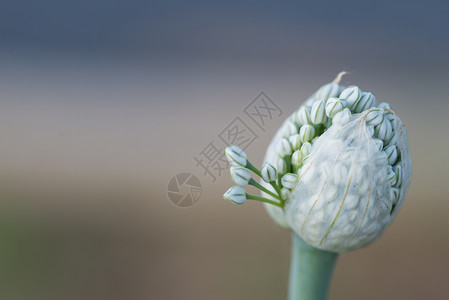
223 75 411 252
257 78 411 251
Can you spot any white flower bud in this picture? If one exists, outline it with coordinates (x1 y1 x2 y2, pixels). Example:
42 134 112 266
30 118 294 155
225 145 247 167
277 138 293 157
283 121 298 138
261 162 277 183
384 130 397 147
392 164 403 188
383 145 398 165
387 165 396 186
299 124 315 142
230 166 252 187
325 97 347 118
223 186 247 205
277 157 287 175
365 108 384 126
288 134 302 151
373 138 384 151
296 106 312 125
354 92 376 113
281 173 298 189
310 100 327 125
390 187 400 205
332 108 352 125
281 188 291 200
339 86 362 111
315 83 341 101
300 142 312 160
291 150 302 170
378 102 391 109
375 118 393 141
384 111 395 121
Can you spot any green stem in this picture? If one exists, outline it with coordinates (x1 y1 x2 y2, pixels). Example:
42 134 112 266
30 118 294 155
245 194 282 207
270 181 282 198
288 232 338 300
246 161 262 177
249 179 282 201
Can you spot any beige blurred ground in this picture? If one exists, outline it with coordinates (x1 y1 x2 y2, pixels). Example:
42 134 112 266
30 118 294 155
0 58 448 300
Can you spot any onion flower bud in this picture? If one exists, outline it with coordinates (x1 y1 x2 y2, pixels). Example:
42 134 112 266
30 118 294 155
282 173 299 189
230 166 252 187
295 106 312 125
261 162 277 183
339 86 362 111
225 145 247 167
325 97 347 118
223 186 247 205
256 77 411 252
299 124 315 142
310 100 327 125
288 134 302 151
277 138 293 157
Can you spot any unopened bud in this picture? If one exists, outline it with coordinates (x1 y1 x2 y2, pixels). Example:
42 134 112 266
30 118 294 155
261 162 277 183
277 157 287 175
375 118 393 141
300 142 312 159
223 186 247 205
365 108 384 126
230 166 252 187
354 92 376 113
383 145 398 165
339 86 362 111
281 188 291 201
311 100 327 125
316 83 341 101
390 187 400 205
283 121 298 138
296 106 312 125
288 134 302 151
299 124 315 142
325 97 347 118
277 138 293 157
332 108 352 125
225 145 247 167
392 165 403 188
281 173 298 189
378 102 391 109
291 150 302 170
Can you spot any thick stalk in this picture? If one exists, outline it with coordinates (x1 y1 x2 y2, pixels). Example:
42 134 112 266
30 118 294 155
288 232 338 300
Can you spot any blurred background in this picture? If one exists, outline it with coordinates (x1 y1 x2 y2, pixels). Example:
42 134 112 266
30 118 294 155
0 0 448 299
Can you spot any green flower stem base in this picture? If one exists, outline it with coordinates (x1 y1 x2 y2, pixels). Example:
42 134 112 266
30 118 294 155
288 232 338 300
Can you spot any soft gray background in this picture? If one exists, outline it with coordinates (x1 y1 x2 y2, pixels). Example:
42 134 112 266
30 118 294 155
0 1 448 299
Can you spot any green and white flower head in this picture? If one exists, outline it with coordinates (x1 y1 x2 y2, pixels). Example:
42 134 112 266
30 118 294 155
223 186 247 205
224 73 411 253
